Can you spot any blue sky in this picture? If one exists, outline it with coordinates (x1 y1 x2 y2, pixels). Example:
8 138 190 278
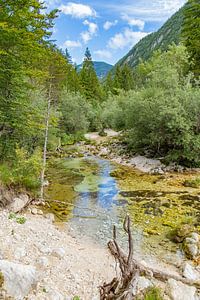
45 0 186 65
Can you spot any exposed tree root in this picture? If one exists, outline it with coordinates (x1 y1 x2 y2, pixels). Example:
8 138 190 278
100 216 200 299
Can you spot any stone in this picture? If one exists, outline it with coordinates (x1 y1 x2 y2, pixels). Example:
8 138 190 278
183 242 199 259
37 209 43 215
48 289 65 300
37 256 49 267
185 237 198 245
14 247 27 260
166 278 197 300
173 224 193 243
0 260 37 299
52 248 65 259
45 213 55 222
132 276 153 296
31 208 38 215
182 262 200 281
8 194 29 213
189 232 199 243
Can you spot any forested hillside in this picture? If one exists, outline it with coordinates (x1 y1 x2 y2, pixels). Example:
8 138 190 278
116 5 184 68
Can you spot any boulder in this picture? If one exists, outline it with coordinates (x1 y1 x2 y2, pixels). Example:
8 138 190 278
0 260 37 299
166 278 197 300
8 194 29 213
132 276 153 296
182 262 200 281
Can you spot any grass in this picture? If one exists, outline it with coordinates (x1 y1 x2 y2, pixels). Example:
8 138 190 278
137 287 163 300
8 212 26 224
183 177 200 188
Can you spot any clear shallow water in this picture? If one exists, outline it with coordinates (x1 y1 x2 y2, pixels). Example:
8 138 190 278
44 156 199 263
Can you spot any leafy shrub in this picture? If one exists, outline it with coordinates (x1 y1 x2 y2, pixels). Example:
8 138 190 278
0 147 42 190
143 287 163 300
8 213 26 224
102 45 200 166
137 287 163 300
59 91 91 134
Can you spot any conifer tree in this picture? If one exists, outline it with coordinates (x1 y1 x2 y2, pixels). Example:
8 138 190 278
79 47 102 102
65 48 73 64
182 0 200 77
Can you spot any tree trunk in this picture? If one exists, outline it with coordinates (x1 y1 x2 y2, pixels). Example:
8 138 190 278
40 83 52 200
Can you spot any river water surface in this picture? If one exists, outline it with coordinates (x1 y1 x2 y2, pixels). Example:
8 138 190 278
44 155 200 264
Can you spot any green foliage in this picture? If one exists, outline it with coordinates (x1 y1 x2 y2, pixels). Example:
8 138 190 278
72 296 81 300
79 48 103 102
8 212 16 220
16 216 27 224
0 147 42 190
140 287 163 300
103 45 200 166
8 213 26 224
181 0 200 77
183 177 200 188
59 91 91 134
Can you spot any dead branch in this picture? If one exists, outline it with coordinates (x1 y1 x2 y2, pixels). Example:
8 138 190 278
100 216 200 300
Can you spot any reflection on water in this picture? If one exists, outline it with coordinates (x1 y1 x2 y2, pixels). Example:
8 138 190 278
45 156 199 263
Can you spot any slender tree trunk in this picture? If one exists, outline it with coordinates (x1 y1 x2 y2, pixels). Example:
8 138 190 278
40 83 52 200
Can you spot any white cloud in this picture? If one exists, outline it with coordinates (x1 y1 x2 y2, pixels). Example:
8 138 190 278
121 14 145 30
103 20 118 31
94 50 112 59
64 40 81 48
83 20 98 34
108 28 148 50
81 20 98 44
106 0 186 22
59 2 97 19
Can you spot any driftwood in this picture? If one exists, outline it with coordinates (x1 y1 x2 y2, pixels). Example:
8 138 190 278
100 216 200 300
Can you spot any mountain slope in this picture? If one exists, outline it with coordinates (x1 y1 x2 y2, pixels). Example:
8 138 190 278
116 6 184 69
77 61 113 79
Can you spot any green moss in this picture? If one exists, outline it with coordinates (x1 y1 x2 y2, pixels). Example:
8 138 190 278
144 287 163 300
183 177 200 188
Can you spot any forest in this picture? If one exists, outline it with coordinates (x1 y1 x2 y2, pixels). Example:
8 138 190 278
0 0 199 193
0 0 200 299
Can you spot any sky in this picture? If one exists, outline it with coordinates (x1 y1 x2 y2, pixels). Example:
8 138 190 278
45 0 187 65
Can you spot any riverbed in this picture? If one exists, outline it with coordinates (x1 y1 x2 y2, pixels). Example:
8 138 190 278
44 152 200 267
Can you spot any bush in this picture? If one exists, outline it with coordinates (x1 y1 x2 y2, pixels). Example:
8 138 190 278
59 91 91 134
0 147 42 190
102 45 200 166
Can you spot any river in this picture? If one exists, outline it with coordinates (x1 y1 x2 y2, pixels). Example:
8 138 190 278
44 154 200 266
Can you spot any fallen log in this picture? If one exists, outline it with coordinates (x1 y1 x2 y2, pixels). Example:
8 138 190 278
100 216 200 299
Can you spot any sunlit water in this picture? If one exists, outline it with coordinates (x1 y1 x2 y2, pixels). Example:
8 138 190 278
44 155 200 264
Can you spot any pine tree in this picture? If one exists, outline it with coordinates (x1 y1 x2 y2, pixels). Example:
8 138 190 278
112 64 134 92
182 0 200 77
65 48 73 64
79 48 102 102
